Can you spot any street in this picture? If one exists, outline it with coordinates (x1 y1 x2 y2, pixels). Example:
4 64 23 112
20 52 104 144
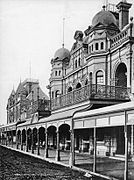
0 146 102 180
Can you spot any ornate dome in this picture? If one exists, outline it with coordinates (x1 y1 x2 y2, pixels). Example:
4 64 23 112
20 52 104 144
92 9 117 27
54 47 70 61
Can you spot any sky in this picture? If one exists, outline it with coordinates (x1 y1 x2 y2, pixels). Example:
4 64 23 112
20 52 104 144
0 0 134 125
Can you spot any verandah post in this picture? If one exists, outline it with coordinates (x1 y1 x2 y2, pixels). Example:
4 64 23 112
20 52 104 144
93 126 96 173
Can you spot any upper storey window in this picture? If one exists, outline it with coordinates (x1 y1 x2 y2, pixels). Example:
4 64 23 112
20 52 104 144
75 60 77 68
76 83 81 89
55 90 60 97
101 42 104 50
96 70 104 85
95 43 99 50
68 86 72 92
89 72 93 84
55 71 57 76
78 58 81 66
59 70 61 76
91 44 93 51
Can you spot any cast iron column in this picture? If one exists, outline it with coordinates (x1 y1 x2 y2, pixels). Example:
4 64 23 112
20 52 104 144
11 130 13 147
16 131 18 149
6 130 8 146
69 121 75 167
44 129 48 158
37 129 40 155
31 129 34 154
25 129 28 152
55 128 60 161
20 131 23 150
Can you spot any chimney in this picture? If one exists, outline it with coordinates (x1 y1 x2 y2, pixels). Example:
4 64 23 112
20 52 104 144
116 0 132 30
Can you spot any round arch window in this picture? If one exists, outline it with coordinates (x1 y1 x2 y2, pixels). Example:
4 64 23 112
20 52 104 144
76 83 82 89
115 63 127 87
68 86 72 92
96 70 104 85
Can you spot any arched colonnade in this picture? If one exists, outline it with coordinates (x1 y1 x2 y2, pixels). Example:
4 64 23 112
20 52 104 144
16 122 71 161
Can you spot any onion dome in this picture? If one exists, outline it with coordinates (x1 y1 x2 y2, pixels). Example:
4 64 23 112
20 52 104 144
92 8 117 27
54 47 70 61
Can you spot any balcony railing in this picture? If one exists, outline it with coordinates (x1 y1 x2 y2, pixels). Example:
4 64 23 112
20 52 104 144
51 84 130 110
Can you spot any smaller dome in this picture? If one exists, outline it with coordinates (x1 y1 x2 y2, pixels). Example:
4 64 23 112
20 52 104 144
92 10 117 27
54 47 70 61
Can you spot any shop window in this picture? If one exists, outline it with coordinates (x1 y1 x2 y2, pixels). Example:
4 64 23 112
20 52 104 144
96 70 104 84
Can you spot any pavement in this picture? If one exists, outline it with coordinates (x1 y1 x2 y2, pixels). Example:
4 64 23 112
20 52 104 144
2 143 134 180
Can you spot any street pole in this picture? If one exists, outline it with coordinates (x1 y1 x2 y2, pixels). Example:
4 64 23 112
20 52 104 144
124 111 128 180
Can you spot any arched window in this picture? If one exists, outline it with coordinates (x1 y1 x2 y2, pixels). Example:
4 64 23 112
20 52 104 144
85 79 88 85
101 42 104 50
91 44 93 51
96 70 104 84
88 46 91 53
78 58 81 67
115 63 127 87
95 43 99 50
55 71 57 76
89 72 93 84
76 83 81 89
59 70 61 76
75 60 77 68
55 90 60 97
68 86 72 92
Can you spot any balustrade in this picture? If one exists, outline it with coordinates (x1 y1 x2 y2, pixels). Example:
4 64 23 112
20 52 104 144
111 29 128 48
51 84 130 110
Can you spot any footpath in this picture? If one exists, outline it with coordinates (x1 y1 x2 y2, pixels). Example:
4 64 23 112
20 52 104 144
1 144 134 180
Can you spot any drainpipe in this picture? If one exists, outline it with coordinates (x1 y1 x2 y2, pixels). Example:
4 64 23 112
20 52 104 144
129 18 133 90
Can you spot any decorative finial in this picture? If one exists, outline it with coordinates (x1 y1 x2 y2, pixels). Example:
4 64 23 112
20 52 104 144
102 5 106 11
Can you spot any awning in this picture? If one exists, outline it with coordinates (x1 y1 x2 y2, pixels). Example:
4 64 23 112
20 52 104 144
1 122 17 131
73 101 134 129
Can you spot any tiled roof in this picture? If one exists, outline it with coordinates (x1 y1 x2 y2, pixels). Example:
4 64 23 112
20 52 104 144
27 85 49 101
